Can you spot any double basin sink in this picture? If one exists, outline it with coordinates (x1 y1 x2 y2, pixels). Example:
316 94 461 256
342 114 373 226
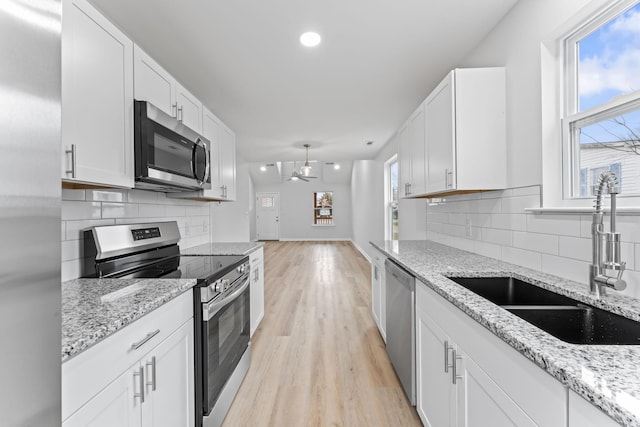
448 277 640 345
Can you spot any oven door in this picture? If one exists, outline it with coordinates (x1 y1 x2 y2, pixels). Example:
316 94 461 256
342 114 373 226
134 100 211 191
201 275 250 415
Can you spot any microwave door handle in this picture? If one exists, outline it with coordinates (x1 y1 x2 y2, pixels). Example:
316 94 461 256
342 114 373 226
193 138 209 186
204 276 249 321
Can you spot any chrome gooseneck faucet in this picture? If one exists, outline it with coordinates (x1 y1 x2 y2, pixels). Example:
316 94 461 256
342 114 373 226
590 171 627 297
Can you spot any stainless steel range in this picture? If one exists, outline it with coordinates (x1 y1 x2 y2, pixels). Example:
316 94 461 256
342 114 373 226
83 221 251 427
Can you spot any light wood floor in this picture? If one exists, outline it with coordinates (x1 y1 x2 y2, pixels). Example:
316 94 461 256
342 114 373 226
222 241 422 427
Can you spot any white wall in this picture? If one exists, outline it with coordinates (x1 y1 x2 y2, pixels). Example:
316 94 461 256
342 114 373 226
351 160 384 259
61 188 211 281
210 158 253 242
254 179 352 241
460 0 594 188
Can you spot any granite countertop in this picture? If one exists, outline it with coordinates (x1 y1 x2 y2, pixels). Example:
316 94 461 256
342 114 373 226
180 241 264 256
371 240 640 427
61 278 197 362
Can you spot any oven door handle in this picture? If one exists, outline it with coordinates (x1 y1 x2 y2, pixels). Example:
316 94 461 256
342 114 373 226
204 276 249 321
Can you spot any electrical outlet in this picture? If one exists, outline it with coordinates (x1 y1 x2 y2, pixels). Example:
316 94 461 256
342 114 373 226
465 219 472 237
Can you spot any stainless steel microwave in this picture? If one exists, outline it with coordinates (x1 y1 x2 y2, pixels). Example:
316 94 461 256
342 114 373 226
134 100 211 192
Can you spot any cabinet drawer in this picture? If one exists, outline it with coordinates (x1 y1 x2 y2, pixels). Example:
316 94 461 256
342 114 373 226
62 290 193 421
416 282 567 426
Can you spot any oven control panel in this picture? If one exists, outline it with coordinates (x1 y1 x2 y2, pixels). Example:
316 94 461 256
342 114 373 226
131 227 161 241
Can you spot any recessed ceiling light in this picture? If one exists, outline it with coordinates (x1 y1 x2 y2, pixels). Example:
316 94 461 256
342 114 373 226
260 165 267 172
334 164 341 170
300 31 321 47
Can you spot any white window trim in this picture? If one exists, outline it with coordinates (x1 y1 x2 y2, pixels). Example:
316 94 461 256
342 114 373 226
541 0 640 210
384 154 398 241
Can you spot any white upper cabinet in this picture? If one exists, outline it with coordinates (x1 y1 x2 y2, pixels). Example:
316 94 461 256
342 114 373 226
425 68 507 196
175 83 203 134
133 45 202 133
219 124 237 201
399 104 427 197
169 107 236 201
61 0 134 188
133 45 176 117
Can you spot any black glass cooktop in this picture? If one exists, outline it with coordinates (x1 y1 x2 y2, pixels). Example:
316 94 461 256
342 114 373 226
86 243 246 284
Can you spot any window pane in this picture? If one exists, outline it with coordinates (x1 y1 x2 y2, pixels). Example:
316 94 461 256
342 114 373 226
314 191 333 225
389 161 399 239
573 110 640 196
578 2 640 112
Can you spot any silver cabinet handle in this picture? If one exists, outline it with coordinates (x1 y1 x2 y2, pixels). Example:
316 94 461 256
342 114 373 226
445 168 453 189
65 144 76 178
146 356 156 391
172 103 178 118
451 349 462 384
133 366 145 403
178 105 183 122
444 340 453 373
131 329 160 350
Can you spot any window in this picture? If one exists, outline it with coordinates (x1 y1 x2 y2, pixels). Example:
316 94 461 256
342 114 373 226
385 157 399 240
313 191 333 225
563 0 640 200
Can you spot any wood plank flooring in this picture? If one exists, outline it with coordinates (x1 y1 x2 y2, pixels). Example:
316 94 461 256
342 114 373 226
222 241 422 427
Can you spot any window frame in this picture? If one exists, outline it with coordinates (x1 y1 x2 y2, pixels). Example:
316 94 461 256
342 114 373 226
313 191 334 226
542 0 640 209
384 154 398 240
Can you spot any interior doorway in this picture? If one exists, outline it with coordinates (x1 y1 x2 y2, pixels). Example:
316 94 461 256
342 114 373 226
256 192 280 240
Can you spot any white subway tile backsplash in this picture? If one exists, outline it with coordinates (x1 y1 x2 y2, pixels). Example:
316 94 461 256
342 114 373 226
481 228 512 246
502 246 542 271
62 189 86 201
61 188 211 280
425 184 639 303
473 241 502 259
558 236 591 263
541 254 589 285
61 239 81 262
62 201 101 220
501 195 540 213
85 190 127 202
102 202 140 219
526 214 582 237
127 189 159 204
472 198 502 214
138 204 167 218
512 231 558 255
491 214 527 231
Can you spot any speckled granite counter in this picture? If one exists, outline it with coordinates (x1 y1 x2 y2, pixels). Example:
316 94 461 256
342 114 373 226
371 240 640 427
180 241 263 256
62 278 197 362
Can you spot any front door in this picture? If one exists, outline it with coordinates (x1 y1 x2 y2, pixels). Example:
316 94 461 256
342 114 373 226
256 192 280 240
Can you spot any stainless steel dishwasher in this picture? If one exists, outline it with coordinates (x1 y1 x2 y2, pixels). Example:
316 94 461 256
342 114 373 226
385 258 416 405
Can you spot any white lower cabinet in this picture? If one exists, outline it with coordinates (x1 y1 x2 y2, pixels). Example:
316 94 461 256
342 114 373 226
568 390 620 427
250 247 265 336
62 291 194 427
370 248 386 342
416 281 567 427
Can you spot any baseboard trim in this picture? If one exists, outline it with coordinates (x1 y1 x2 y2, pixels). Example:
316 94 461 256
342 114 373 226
279 238 351 242
350 240 372 263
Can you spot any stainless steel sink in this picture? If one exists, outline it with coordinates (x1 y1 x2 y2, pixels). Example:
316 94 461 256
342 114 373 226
448 276 640 345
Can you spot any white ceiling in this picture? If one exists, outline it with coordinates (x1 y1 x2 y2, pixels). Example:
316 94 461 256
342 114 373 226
90 0 518 163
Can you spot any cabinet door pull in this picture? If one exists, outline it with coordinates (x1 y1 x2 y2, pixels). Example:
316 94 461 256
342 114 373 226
177 106 183 122
444 340 453 373
65 144 76 178
451 349 463 384
131 329 160 350
172 103 178 118
146 356 157 391
133 366 145 403
445 168 453 189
